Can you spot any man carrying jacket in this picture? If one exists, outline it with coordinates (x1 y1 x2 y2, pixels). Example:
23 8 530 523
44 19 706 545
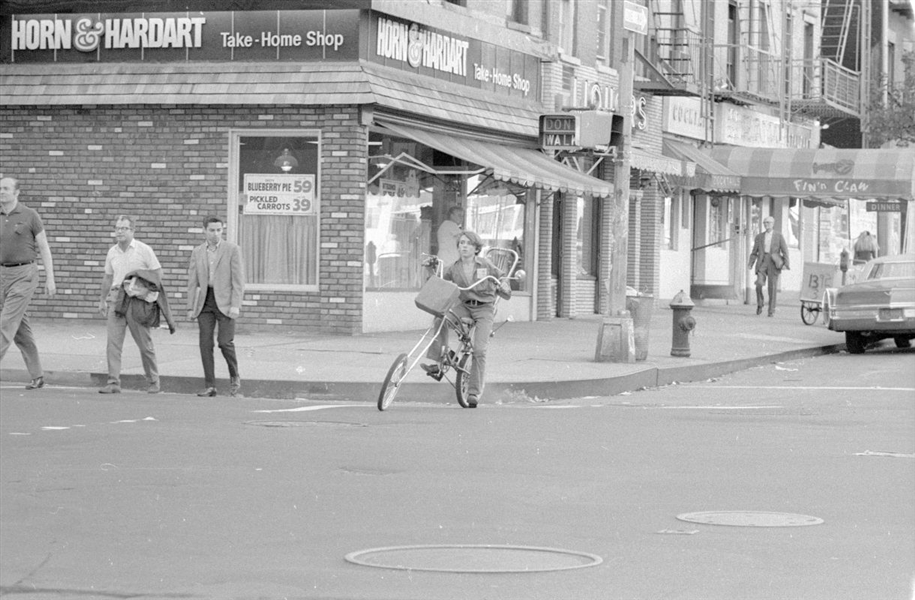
97 216 174 394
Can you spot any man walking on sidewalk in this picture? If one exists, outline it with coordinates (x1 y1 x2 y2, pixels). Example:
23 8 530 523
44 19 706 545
0 176 57 390
187 216 245 397
97 216 167 394
748 216 790 317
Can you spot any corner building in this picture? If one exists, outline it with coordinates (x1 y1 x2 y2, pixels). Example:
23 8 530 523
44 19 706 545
1 1 675 334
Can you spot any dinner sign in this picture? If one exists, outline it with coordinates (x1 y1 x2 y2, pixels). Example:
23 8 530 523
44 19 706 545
243 174 316 216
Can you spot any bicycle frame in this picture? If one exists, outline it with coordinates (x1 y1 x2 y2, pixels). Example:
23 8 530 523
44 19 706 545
377 248 520 410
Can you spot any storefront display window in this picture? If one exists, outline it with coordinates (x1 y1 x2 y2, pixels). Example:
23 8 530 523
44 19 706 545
787 199 800 248
365 180 433 290
663 194 678 250
364 133 530 292
465 175 528 290
575 196 598 277
232 132 320 290
709 197 728 243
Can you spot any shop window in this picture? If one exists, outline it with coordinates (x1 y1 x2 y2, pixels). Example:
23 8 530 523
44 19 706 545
681 190 691 229
787 198 800 248
663 194 678 250
709 197 728 244
232 132 319 291
575 196 598 277
465 175 528 291
364 132 531 293
365 136 434 291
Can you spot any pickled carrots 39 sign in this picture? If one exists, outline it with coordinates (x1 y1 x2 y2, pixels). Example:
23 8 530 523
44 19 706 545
243 174 316 216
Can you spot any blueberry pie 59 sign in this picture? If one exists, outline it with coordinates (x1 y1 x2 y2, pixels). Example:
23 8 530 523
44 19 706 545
243 174 316 216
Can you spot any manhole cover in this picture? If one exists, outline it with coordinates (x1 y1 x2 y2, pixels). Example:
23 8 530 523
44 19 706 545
676 511 824 527
344 544 603 573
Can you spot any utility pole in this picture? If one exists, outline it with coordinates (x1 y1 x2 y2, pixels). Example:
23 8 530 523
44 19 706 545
596 0 644 363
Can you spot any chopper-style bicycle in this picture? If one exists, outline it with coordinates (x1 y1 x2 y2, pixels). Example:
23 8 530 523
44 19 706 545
377 249 522 411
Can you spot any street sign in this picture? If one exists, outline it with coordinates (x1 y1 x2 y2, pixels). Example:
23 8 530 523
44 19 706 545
623 1 649 35
539 114 579 151
866 201 903 212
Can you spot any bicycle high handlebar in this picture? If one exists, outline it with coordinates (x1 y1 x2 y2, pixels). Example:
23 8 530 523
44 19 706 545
421 251 525 290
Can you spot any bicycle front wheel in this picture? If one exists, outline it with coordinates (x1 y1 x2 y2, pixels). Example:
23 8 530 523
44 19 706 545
454 351 473 408
378 353 408 411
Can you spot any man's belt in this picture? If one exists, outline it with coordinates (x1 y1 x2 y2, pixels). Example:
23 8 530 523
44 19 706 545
464 299 491 307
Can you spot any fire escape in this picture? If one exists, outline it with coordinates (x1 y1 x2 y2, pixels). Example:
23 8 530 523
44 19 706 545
636 0 865 133
634 0 706 99
786 0 864 120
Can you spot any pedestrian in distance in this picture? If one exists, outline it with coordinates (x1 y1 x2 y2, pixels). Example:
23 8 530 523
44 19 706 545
853 231 879 264
748 215 790 317
421 230 510 408
187 216 245 397
0 176 57 390
97 216 176 394
436 206 464 267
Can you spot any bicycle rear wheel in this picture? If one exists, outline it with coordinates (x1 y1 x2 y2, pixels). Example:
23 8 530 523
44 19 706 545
378 353 408 411
454 351 473 408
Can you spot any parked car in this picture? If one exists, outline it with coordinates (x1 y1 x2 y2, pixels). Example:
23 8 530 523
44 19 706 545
824 254 915 354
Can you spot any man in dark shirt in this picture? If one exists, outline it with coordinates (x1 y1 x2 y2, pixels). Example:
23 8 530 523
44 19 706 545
0 176 57 389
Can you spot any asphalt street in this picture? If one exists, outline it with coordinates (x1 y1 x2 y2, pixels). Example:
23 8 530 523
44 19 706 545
1 347 913 600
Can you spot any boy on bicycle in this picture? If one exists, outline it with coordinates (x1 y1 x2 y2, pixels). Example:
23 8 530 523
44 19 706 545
421 230 511 407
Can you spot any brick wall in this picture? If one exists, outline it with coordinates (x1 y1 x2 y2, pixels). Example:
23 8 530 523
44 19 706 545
0 104 366 335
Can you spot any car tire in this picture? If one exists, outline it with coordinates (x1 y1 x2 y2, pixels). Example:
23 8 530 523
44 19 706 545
894 336 912 349
845 331 867 354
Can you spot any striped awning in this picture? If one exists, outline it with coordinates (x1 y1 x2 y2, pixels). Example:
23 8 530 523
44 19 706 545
379 122 614 199
708 146 915 201
629 147 693 177
663 139 741 193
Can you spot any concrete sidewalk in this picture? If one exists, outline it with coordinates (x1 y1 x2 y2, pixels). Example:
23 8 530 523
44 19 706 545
0 295 846 403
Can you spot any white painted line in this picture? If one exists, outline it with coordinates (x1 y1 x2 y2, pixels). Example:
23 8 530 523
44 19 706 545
855 450 915 458
649 405 782 410
253 404 374 413
688 385 915 392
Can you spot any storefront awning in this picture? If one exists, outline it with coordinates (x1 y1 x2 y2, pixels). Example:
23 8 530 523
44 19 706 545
629 147 693 177
0 61 541 138
662 140 742 193
379 122 615 199
708 146 915 201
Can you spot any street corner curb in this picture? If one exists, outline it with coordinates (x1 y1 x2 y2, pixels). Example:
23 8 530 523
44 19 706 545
1 368 98 389
655 344 845 387
490 369 660 403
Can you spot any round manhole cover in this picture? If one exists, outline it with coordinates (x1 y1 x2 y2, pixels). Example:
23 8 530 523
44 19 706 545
676 511 824 527
344 544 603 573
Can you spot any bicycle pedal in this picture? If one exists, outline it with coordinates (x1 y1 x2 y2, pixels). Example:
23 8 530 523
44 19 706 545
420 363 444 381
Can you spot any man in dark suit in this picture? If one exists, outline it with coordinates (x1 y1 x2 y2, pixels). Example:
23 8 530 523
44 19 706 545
187 216 245 397
748 216 790 317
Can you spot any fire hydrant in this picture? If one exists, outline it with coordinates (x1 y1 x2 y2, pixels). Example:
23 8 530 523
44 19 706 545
670 290 696 357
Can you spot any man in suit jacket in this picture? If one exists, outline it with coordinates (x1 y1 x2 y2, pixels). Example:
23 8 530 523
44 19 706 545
187 216 245 397
748 216 790 317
